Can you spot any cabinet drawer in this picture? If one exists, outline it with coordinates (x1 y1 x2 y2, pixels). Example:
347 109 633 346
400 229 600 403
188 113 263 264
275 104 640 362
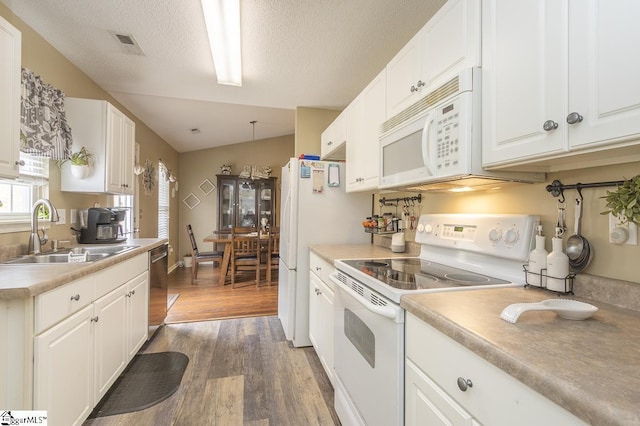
94 253 148 299
35 275 95 334
309 252 334 289
406 314 586 425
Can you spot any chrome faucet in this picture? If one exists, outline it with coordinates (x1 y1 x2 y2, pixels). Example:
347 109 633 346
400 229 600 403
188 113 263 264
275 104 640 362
28 198 60 254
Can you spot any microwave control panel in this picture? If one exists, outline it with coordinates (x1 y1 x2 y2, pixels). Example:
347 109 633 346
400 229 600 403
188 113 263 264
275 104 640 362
434 98 461 172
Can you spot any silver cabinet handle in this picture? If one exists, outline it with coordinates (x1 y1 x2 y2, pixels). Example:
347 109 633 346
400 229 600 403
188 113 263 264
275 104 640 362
91 316 99 323
416 80 425 88
327 141 333 146
566 112 583 124
15 160 25 166
410 85 418 93
457 377 473 392
130 289 135 295
543 120 558 131
70 294 80 301
315 266 321 271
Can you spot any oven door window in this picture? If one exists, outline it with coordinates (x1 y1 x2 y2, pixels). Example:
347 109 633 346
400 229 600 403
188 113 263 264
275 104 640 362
344 308 375 368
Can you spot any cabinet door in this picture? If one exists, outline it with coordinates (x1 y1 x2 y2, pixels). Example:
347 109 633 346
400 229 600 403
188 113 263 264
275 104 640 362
386 29 426 118
317 277 334 384
257 180 275 229
120 116 135 195
106 104 125 193
321 111 347 160
406 359 475 426
347 69 386 192
308 272 322 351
34 305 94 426
482 0 568 167
218 177 236 231
0 16 21 179
127 272 149 359
568 0 640 149
237 178 257 227
93 285 128 403
423 0 481 89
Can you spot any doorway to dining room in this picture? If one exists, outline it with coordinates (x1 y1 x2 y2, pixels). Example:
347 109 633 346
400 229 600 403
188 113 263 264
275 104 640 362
165 264 278 323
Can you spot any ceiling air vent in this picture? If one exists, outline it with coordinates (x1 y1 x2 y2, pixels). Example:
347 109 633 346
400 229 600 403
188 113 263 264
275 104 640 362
109 31 145 55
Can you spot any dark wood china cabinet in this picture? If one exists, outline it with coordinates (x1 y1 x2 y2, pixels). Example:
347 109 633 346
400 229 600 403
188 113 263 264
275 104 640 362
216 175 277 233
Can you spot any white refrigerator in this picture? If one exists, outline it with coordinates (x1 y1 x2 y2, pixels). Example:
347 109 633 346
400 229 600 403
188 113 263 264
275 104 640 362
278 158 372 347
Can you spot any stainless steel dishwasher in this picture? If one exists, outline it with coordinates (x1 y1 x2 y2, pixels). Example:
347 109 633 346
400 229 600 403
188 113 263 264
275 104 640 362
149 243 168 338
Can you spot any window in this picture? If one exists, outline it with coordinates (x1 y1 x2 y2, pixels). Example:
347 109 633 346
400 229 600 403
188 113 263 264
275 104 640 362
158 161 170 239
0 152 49 231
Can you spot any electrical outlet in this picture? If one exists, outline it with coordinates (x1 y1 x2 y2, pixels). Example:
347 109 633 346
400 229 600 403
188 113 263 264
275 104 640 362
70 209 77 224
608 213 638 245
57 208 66 225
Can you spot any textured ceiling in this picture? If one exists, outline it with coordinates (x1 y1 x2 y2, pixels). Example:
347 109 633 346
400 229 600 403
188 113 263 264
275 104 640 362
2 0 446 152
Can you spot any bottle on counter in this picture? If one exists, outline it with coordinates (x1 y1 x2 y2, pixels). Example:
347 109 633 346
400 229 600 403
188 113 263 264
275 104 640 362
527 224 548 287
546 226 569 292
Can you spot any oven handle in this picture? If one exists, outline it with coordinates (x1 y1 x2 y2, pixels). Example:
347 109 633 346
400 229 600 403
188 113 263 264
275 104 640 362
330 274 400 320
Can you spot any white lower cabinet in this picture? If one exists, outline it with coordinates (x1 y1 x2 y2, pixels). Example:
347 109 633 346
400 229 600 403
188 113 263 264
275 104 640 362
33 254 148 425
308 252 335 384
34 305 95 426
405 313 587 426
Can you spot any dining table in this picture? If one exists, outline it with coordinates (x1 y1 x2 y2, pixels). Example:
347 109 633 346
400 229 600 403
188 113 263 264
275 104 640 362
203 230 271 286
203 233 233 286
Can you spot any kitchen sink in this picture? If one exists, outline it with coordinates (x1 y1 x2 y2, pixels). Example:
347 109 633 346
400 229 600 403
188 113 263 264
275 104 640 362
1 245 139 265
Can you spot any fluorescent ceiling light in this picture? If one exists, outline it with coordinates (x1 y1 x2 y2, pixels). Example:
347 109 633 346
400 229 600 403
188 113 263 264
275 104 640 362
201 0 242 86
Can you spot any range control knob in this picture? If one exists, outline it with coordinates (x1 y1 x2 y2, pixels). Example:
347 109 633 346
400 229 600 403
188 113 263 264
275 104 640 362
504 228 519 245
422 223 432 234
489 228 502 242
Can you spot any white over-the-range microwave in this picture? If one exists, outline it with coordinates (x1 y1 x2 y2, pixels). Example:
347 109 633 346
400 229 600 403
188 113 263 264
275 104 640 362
379 68 544 191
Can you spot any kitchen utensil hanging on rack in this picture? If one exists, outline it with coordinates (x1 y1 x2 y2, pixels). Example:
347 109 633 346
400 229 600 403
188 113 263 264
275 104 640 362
566 189 593 272
556 200 567 236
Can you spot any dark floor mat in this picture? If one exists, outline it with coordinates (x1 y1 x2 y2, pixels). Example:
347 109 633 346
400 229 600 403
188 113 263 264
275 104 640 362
89 351 189 418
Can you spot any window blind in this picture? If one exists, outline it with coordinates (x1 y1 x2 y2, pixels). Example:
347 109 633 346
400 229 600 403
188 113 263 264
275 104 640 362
158 162 170 239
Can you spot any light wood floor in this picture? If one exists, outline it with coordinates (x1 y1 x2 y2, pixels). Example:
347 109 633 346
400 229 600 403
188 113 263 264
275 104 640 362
84 265 339 425
165 263 278 323
84 316 339 426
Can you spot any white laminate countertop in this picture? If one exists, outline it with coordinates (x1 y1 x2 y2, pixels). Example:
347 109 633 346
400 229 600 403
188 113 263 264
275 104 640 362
0 238 167 299
402 287 640 426
310 243 420 265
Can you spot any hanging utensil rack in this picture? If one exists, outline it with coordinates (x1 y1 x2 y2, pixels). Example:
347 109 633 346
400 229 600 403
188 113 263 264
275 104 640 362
545 179 625 202
378 194 422 207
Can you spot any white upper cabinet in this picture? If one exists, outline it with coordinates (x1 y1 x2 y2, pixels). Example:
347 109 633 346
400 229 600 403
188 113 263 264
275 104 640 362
346 69 386 192
386 29 426 119
0 16 22 179
320 110 347 160
386 0 480 119
483 0 640 170
61 98 135 194
422 0 481 90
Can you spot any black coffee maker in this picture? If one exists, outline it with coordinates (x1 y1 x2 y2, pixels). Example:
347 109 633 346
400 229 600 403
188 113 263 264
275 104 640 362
75 207 127 244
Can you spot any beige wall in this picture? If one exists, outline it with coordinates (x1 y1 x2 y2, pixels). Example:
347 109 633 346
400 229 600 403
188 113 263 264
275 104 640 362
376 161 640 284
177 135 294 258
295 107 340 157
0 5 180 265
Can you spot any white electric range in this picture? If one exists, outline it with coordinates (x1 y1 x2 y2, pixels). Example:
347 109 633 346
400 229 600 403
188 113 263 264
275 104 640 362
330 214 540 426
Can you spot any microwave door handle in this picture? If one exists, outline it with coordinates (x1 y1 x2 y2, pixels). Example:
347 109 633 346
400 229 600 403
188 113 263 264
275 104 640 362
421 113 434 176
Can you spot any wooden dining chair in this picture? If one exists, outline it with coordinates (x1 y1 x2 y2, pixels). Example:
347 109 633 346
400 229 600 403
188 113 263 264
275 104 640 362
230 233 261 288
186 224 223 285
266 226 280 285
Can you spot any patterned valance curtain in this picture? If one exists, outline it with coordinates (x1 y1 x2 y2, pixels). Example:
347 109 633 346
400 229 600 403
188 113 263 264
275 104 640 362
20 68 72 160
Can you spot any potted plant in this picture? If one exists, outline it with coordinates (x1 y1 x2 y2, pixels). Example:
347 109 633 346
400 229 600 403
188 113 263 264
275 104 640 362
59 147 95 179
601 175 640 225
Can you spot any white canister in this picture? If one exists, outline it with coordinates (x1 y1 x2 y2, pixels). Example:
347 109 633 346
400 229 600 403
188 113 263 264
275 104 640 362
391 232 405 253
